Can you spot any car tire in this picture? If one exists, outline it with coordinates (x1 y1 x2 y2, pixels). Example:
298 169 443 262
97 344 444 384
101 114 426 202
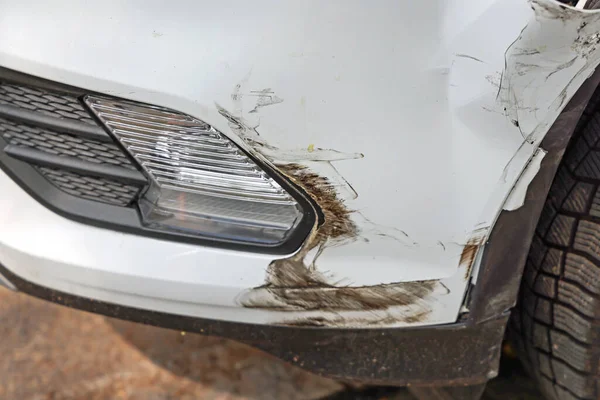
511 85 600 400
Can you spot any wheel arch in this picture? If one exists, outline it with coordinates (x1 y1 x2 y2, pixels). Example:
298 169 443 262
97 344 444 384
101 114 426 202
467 67 600 324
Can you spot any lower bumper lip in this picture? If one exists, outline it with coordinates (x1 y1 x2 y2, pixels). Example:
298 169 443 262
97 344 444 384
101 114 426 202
0 259 507 387
0 165 466 328
0 270 15 290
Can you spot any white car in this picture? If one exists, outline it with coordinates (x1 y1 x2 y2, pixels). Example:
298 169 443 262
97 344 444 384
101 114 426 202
1 1 599 398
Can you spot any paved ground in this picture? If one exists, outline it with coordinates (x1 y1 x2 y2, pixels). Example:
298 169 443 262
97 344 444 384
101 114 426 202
0 287 543 399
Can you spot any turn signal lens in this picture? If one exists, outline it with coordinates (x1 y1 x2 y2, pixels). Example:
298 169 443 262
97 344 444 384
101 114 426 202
85 96 304 246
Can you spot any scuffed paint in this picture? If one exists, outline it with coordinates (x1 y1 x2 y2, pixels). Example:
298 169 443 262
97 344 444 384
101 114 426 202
247 88 284 114
222 0 600 327
468 0 600 282
459 227 489 281
242 281 438 312
503 148 547 211
240 279 442 327
216 104 363 201
498 0 600 145
9 0 600 329
236 161 438 325
219 84 440 326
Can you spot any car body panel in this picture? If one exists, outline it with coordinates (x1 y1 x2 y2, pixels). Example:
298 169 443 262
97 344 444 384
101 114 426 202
0 0 599 327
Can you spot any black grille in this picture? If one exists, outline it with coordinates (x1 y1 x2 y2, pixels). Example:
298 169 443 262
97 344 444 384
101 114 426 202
38 167 141 205
0 117 135 169
0 82 95 124
0 79 146 206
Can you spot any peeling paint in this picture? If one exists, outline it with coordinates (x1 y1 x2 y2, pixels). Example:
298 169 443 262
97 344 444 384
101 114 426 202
216 105 362 169
503 148 547 211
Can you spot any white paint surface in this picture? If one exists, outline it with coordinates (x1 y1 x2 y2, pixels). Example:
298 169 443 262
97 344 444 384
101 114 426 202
0 0 599 326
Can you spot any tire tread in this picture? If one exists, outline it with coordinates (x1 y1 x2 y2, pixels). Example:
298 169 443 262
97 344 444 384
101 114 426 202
511 85 600 400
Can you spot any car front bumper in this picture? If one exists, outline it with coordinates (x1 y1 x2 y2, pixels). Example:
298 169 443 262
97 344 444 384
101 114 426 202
3 0 600 387
0 256 507 387
0 167 298 325
0 162 507 386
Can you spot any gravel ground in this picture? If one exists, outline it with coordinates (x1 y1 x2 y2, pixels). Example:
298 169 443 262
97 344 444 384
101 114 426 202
0 286 543 400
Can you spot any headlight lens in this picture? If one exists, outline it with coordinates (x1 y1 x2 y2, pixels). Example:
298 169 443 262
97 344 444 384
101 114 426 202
85 96 304 246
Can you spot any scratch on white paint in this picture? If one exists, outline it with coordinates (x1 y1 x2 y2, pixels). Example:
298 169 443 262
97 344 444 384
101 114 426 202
476 0 600 227
499 0 600 145
215 103 363 201
503 148 547 211
217 0 600 327
247 88 284 113
458 0 600 286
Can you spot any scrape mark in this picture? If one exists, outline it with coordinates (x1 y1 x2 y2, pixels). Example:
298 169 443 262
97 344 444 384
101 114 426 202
545 57 578 81
241 281 437 312
512 48 541 56
266 162 358 280
459 228 488 280
247 88 284 113
498 0 600 144
235 162 435 324
216 105 363 165
217 95 433 326
485 73 502 89
354 213 418 247
455 54 485 63
503 148 547 211
281 313 423 327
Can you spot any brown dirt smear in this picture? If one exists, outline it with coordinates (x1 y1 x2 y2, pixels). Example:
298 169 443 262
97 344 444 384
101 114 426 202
460 228 488 280
281 313 423 327
240 163 439 322
217 105 439 324
242 281 438 312
262 163 358 288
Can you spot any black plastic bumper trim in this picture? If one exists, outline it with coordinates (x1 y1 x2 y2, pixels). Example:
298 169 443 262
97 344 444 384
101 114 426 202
0 261 507 387
4 145 147 185
0 103 112 142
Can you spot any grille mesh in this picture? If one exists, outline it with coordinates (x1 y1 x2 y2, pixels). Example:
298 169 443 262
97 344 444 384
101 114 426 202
38 167 140 206
0 117 135 169
0 79 143 206
0 82 95 124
